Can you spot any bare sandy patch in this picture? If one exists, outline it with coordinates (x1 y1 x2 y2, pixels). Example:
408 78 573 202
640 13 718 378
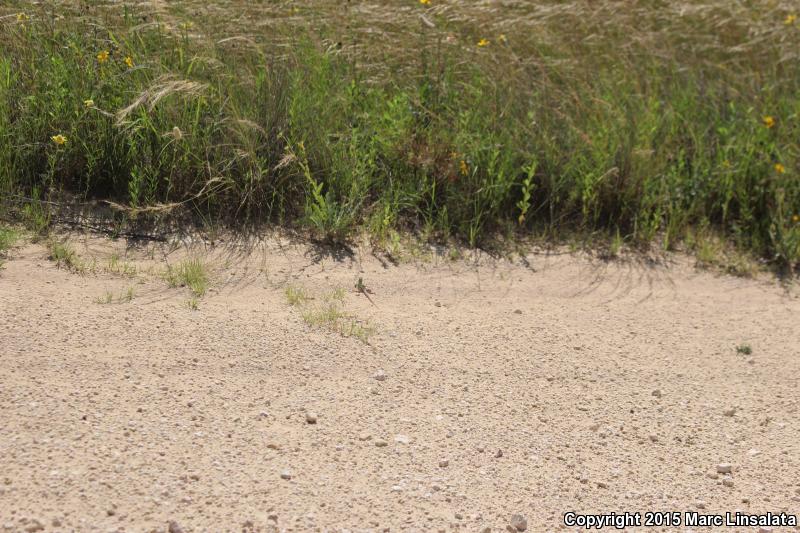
1 233 798 532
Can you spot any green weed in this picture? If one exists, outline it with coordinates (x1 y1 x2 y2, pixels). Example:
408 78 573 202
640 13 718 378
122 286 135 302
95 291 114 304
736 344 753 355
301 302 374 343
94 286 134 304
165 259 209 296
285 285 310 306
107 253 137 277
608 229 624 259
288 285 374 342
0 224 19 266
48 239 83 272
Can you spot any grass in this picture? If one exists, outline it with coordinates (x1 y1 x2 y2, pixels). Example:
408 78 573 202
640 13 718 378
95 291 114 304
0 1 798 270
0 225 19 252
93 286 138 304
285 285 311 306
0 224 19 266
736 344 753 355
165 258 209 296
287 285 374 342
107 253 137 277
687 227 760 276
48 239 84 272
302 302 375 343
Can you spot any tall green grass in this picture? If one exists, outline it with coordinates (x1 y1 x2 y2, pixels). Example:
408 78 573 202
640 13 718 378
0 1 798 268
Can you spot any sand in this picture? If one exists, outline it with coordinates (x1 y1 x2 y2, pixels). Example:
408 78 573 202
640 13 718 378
1 233 799 532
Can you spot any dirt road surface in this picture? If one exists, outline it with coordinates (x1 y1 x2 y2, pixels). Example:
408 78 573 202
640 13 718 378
1 234 799 532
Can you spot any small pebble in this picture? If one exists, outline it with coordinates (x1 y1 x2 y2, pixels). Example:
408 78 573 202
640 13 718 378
306 412 318 424
723 408 736 417
24 520 44 533
495 449 503 458
716 463 732 474
439 459 449 468
375 439 388 447
652 389 662 398
373 370 386 381
723 478 734 487
280 469 292 480
510 513 527 531
168 521 185 533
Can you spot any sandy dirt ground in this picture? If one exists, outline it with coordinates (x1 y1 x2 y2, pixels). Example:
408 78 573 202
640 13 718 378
1 232 799 533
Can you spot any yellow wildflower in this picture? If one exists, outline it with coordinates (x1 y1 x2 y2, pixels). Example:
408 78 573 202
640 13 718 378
762 115 775 129
419 0 430 4
477 38 490 47
84 99 95 108
51 134 68 146
16 13 29 22
499 34 507 43
459 160 469 176
97 50 110 64
124 56 134 68
792 214 799 223
785 14 797 25
774 163 785 174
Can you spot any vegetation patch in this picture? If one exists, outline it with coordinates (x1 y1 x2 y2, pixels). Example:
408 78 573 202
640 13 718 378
285 285 311 306
736 344 753 356
107 253 137 277
48 239 84 272
286 285 374 343
0 224 19 266
165 259 209 296
0 1 798 270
